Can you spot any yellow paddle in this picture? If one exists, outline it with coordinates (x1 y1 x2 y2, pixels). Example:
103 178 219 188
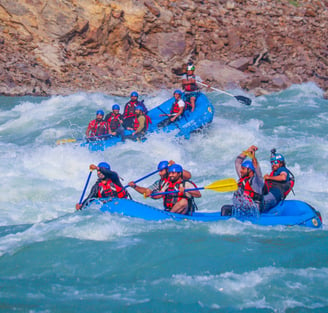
56 133 114 145
149 178 238 197
202 178 238 192
56 138 77 145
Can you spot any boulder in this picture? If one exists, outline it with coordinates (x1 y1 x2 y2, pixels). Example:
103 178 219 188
229 57 253 72
196 60 249 88
141 32 186 61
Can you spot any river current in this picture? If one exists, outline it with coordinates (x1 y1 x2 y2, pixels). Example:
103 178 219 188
0 82 327 312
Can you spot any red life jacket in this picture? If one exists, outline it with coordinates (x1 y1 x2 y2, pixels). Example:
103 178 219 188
238 176 263 203
107 113 122 131
183 74 198 92
123 101 137 118
170 100 183 114
162 180 186 210
133 115 150 132
264 171 295 199
97 179 127 199
161 179 196 212
88 119 108 137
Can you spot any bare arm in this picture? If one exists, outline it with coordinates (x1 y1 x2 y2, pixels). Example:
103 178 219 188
171 106 184 121
235 145 262 177
180 181 201 198
264 172 287 182
128 181 152 197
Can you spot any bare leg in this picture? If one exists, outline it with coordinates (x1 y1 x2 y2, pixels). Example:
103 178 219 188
190 97 196 112
170 199 189 215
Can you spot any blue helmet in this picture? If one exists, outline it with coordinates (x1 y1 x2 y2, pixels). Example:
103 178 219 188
135 105 144 112
241 160 255 172
112 104 120 111
157 160 169 171
130 91 138 97
173 89 183 96
168 164 183 173
271 153 285 163
98 162 110 170
96 110 104 116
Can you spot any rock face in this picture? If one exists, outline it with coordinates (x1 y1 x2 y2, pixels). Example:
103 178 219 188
0 0 328 97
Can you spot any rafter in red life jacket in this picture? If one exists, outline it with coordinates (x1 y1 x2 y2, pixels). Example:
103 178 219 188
238 176 263 203
97 179 127 199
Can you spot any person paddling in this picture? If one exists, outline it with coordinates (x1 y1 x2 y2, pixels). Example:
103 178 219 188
158 90 186 128
181 64 199 112
221 146 286 216
150 164 201 215
226 145 264 216
76 162 127 210
128 160 191 197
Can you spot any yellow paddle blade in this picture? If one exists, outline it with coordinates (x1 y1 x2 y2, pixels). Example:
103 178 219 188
204 178 238 192
242 151 254 159
56 138 77 145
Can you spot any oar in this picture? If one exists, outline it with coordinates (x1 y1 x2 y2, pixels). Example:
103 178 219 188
150 178 238 197
124 169 160 189
56 138 80 145
56 134 112 145
78 171 93 205
198 81 252 106
157 105 183 127
158 106 170 116
159 114 172 117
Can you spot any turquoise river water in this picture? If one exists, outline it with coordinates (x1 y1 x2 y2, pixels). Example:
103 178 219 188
0 82 327 312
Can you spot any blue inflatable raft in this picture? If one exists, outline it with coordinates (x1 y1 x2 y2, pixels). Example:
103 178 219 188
88 198 322 228
80 92 214 151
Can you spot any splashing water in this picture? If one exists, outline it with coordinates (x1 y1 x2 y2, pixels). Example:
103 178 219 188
0 83 328 312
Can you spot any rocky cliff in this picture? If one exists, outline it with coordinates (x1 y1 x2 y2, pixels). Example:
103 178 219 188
0 0 328 97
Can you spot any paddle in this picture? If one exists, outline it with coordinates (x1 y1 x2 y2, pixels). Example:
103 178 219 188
56 134 112 145
158 106 170 117
149 178 238 197
78 171 93 205
158 98 188 124
124 169 160 189
56 138 80 145
159 114 172 117
197 81 252 106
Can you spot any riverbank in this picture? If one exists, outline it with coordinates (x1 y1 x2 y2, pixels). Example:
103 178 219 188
0 0 327 97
